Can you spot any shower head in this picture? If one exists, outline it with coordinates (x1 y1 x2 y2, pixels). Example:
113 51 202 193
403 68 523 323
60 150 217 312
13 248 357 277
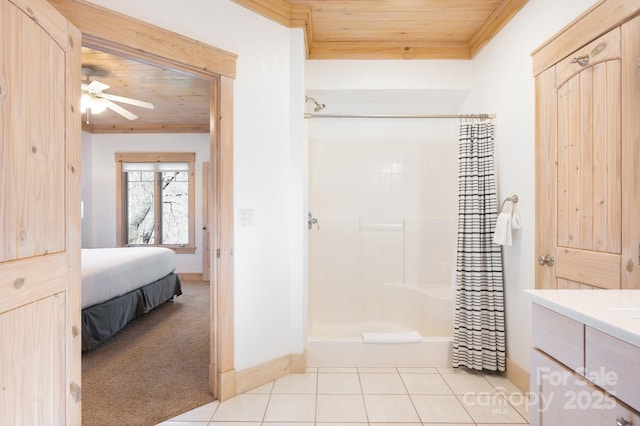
305 96 326 112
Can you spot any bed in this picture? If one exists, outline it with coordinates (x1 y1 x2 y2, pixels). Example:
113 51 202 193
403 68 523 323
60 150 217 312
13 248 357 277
81 247 182 351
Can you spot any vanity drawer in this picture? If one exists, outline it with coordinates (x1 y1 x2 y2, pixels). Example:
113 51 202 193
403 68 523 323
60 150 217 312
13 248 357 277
532 304 584 372
585 326 640 412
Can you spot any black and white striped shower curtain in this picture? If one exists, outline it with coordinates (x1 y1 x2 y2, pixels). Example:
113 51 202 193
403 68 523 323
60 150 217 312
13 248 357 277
452 120 505 372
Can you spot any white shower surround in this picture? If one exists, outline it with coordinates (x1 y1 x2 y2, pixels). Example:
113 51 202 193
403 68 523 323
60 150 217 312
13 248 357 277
307 116 458 367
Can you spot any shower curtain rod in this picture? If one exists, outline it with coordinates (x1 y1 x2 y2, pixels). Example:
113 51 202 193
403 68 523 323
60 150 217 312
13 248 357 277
304 113 496 119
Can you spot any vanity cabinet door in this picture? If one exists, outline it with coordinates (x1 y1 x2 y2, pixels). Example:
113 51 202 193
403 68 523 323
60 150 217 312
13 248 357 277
531 349 640 426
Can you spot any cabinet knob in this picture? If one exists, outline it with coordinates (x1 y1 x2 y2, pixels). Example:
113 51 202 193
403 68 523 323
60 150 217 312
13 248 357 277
616 416 632 426
537 254 555 267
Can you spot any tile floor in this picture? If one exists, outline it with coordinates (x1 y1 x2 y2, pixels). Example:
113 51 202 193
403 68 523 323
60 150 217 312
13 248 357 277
157 367 530 426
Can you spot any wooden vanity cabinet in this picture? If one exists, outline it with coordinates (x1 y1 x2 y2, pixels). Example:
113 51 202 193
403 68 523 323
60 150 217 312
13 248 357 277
530 304 640 426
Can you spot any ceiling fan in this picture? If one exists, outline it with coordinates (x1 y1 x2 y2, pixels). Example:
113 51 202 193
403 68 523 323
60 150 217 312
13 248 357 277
81 67 154 121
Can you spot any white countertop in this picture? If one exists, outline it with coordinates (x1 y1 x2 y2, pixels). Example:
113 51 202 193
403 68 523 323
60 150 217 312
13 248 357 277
524 289 640 347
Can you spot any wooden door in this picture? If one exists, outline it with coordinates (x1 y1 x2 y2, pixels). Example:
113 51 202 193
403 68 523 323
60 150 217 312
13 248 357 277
536 27 625 290
202 161 211 281
0 0 81 424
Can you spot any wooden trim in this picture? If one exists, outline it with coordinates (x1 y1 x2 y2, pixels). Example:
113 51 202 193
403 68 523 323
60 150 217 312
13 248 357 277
219 369 237 402
235 352 308 395
469 0 529 58
621 15 640 289
506 357 530 393
210 76 235 398
289 349 308 374
178 273 204 281
47 0 237 79
65 19 83 425
114 152 196 252
535 66 557 289
48 3 237 401
82 123 210 134
308 41 471 60
231 0 292 27
531 0 640 76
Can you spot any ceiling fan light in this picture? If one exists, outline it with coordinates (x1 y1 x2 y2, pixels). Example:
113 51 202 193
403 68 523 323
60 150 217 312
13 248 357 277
80 93 92 113
91 98 108 114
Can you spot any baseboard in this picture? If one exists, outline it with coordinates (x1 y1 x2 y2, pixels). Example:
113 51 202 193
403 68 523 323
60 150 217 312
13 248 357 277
235 351 308 394
506 357 530 393
219 369 236 401
178 272 203 281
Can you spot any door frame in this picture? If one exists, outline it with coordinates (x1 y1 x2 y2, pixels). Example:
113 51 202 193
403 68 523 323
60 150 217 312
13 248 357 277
48 0 237 400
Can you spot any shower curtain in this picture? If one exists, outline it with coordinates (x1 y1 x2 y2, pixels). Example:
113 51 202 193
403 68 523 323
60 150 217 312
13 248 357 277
452 120 505 372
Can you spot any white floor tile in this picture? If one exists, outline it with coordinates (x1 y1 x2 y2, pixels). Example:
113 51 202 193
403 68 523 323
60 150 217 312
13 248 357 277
317 373 361 394
397 367 439 374
441 372 497 394
245 381 274 394
264 394 316 422
316 423 367 426
211 394 269 421
484 373 523 395
318 367 358 373
459 394 527 424
503 392 531 422
358 367 397 373
263 423 313 426
411 394 474 423
401 373 453 394
316 394 368 422
363 394 420 422
166 401 218 422
166 367 529 426
359 373 406 394
272 373 317 394
209 423 260 426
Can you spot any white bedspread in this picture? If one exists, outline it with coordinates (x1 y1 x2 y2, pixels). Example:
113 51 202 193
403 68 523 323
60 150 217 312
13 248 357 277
81 247 177 309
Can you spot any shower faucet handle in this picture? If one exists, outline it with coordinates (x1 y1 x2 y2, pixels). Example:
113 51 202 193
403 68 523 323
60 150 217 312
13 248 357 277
308 212 319 231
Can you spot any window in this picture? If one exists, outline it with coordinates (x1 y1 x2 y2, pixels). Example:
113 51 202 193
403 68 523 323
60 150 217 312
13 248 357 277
116 152 196 253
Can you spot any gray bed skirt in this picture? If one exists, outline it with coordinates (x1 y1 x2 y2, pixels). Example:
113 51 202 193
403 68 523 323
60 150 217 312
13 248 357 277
81 272 182 351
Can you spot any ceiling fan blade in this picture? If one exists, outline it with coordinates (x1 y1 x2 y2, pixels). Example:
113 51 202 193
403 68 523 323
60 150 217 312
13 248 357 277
97 93 154 109
86 80 110 93
103 99 138 120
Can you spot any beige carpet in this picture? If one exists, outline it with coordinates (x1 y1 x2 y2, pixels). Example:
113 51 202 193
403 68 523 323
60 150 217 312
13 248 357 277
81 280 214 426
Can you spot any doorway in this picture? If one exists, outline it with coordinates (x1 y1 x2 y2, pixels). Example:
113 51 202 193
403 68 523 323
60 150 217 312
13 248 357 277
49 0 237 401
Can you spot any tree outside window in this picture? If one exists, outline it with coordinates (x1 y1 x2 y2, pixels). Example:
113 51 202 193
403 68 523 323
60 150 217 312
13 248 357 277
116 152 196 253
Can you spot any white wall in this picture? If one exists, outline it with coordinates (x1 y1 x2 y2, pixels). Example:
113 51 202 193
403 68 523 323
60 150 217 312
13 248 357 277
464 0 599 371
82 132 210 273
86 0 306 370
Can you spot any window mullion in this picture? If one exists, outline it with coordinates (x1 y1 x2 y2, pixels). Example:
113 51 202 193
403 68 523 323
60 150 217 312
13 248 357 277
155 172 162 246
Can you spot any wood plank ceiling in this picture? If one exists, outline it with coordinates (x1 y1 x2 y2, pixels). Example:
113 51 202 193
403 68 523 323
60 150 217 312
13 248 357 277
233 0 529 59
81 47 210 134
81 0 527 133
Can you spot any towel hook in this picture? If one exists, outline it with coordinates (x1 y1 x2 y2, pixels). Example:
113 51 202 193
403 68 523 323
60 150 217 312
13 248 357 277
501 194 518 210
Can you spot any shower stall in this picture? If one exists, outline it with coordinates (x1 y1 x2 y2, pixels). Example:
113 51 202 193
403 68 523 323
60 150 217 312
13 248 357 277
306 114 459 367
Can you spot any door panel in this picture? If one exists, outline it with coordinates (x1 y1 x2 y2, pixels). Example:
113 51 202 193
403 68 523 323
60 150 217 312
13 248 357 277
0 294 66 425
0 0 66 262
0 0 81 424
556 61 621 255
537 27 623 290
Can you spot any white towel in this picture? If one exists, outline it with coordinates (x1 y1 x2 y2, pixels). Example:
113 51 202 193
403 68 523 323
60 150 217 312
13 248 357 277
493 202 521 246
493 212 512 246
